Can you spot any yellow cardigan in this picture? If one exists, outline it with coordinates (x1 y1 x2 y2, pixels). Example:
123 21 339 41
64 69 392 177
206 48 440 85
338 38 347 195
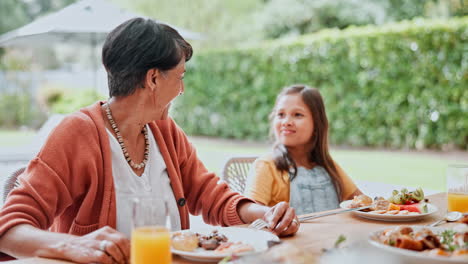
244 156 359 207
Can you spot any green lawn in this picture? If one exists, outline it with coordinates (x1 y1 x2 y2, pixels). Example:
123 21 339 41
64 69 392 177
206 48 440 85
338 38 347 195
190 138 464 193
0 130 35 147
331 150 450 192
1 130 464 192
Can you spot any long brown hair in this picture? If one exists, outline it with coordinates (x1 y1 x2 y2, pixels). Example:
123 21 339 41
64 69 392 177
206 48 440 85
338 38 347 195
270 84 344 199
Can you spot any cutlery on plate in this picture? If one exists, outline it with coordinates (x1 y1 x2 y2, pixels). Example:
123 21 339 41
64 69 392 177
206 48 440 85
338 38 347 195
249 218 269 230
429 211 462 227
298 205 372 222
249 205 372 230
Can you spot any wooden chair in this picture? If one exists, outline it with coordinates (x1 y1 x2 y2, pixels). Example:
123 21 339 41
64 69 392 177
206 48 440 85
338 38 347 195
222 156 257 193
2 166 25 204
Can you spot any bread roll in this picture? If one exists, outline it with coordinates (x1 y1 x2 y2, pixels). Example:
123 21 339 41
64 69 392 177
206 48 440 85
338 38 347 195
172 232 199 251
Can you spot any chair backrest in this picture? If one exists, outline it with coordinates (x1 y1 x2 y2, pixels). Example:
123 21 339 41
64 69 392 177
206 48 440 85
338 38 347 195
2 166 25 203
222 156 257 193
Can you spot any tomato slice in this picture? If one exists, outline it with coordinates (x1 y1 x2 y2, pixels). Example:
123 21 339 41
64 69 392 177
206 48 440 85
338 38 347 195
398 203 422 212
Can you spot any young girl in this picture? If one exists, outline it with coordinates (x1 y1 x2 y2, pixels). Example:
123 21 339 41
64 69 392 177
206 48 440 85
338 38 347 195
245 84 362 215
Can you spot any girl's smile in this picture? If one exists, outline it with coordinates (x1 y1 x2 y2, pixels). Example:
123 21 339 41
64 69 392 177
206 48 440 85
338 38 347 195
273 94 314 148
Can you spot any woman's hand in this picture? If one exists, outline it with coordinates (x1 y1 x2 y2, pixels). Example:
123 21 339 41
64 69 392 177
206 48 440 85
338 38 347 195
0 224 130 264
263 202 299 237
42 226 130 264
238 201 299 237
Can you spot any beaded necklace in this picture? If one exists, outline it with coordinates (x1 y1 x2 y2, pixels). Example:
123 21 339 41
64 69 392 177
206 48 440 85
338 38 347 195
104 103 149 170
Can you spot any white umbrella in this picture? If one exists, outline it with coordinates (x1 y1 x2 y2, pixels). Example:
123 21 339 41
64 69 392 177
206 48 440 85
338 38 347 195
0 0 201 89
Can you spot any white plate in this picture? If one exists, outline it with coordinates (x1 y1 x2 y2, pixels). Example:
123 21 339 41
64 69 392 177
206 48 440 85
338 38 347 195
368 225 468 264
340 200 438 222
171 227 279 262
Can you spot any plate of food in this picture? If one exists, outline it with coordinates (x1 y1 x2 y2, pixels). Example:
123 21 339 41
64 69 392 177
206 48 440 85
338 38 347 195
368 223 468 263
340 187 438 221
171 227 279 262
219 241 318 264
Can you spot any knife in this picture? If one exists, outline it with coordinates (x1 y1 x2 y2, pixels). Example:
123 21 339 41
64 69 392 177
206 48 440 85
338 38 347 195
298 205 372 222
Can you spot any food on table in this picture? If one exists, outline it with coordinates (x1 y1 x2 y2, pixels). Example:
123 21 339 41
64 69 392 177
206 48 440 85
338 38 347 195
198 230 228 250
371 197 390 211
215 241 254 254
171 229 254 254
348 187 428 215
458 215 468 225
396 203 428 213
171 232 199 251
349 194 373 208
388 187 425 205
220 242 317 264
375 225 468 260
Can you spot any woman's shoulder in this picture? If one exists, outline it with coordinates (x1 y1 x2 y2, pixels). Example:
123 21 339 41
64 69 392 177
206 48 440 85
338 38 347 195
68 103 102 127
48 102 104 140
34 102 104 164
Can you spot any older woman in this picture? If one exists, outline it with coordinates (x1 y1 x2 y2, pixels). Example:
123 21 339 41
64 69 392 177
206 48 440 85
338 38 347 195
0 18 298 264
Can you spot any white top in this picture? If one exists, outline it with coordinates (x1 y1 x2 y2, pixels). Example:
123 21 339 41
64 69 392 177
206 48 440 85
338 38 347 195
106 125 181 237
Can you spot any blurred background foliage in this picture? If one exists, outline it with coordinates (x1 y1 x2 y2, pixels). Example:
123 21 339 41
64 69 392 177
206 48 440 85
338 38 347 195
119 0 467 48
0 0 466 150
1 0 466 63
37 83 106 114
172 17 468 150
0 0 75 69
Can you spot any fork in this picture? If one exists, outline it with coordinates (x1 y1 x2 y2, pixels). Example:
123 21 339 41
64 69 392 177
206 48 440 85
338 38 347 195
248 218 269 230
249 205 371 230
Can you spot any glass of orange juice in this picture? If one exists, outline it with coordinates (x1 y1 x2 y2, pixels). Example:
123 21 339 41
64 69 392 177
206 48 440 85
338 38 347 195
131 196 172 264
447 164 468 213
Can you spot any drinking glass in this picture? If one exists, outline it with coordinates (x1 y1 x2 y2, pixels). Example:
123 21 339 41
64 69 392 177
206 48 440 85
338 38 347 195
131 196 172 264
447 164 468 213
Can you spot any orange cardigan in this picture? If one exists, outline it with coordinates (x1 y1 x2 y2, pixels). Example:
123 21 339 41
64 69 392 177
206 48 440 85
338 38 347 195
0 101 250 236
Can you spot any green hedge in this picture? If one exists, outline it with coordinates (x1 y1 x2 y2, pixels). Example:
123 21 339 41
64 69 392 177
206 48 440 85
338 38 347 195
0 92 46 128
172 17 468 150
48 89 106 114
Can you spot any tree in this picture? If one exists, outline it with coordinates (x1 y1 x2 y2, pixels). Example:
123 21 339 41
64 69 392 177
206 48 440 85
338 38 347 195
0 1 29 35
254 0 467 39
255 0 387 39
117 0 264 49
0 0 76 69
20 0 76 21
0 0 76 35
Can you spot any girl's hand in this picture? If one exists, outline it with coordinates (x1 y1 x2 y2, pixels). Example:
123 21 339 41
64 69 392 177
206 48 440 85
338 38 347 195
43 226 130 264
263 202 299 237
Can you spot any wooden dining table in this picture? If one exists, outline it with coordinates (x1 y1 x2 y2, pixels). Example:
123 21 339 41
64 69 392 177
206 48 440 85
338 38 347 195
4 193 448 264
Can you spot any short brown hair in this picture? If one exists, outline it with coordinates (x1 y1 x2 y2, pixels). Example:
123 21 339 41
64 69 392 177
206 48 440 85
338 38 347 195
102 18 193 97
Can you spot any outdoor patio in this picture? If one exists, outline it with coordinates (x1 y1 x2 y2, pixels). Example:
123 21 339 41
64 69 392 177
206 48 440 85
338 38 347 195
0 1 466 263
